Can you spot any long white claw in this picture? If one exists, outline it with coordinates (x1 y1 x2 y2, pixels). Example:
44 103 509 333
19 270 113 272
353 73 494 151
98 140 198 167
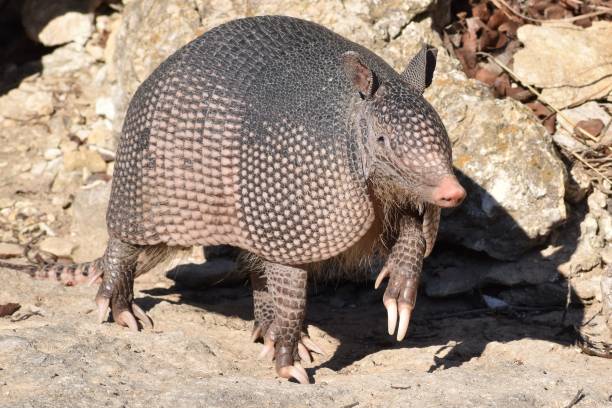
301 336 325 356
298 343 312 364
258 338 274 360
278 365 309 384
374 267 389 290
117 311 139 332
384 298 397 336
132 303 153 330
396 307 411 342
86 270 103 287
250 325 262 342
96 298 110 324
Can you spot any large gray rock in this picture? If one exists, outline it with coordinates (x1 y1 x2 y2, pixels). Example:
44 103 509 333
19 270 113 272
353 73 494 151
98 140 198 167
108 1 566 260
429 77 566 260
513 22 612 109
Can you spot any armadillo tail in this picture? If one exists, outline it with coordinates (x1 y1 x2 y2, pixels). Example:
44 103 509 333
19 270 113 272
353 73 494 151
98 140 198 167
0 259 102 286
0 260 38 277
36 260 102 286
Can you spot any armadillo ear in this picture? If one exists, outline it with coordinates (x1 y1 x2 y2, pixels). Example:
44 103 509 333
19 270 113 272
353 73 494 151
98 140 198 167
401 45 437 94
341 51 377 99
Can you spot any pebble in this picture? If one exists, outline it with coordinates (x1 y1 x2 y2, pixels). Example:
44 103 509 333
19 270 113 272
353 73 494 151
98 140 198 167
0 242 23 258
0 336 31 352
44 148 62 160
95 97 116 120
63 149 107 173
30 161 47 176
39 236 76 258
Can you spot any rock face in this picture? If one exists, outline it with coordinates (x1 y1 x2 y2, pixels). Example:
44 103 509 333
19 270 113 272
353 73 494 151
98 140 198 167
21 0 100 46
429 78 567 260
513 22 612 109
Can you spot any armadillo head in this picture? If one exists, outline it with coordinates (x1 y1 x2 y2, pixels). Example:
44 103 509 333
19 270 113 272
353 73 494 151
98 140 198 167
342 46 466 208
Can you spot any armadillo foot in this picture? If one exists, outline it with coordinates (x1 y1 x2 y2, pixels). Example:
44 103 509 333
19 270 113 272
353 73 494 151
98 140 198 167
252 322 324 363
96 295 153 331
277 362 309 385
375 265 418 341
253 322 312 384
275 345 309 384
93 239 151 331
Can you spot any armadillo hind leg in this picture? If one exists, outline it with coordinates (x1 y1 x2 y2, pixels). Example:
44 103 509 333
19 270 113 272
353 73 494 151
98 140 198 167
95 238 152 331
253 260 312 384
248 260 324 362
374 215 426 342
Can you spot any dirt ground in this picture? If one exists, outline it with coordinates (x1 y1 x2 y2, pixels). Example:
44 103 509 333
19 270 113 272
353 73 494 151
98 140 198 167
1 266 610 408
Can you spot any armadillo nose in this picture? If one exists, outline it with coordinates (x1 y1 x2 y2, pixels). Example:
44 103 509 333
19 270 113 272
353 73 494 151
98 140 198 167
432 176 466 208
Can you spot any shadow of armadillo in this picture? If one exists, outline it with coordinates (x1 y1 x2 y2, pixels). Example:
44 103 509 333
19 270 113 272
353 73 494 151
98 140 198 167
139 171 586 376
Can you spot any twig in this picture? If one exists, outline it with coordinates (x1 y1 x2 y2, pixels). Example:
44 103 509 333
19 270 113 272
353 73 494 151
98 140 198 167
477 52 612 186
562 265 574 326
563 389 585 408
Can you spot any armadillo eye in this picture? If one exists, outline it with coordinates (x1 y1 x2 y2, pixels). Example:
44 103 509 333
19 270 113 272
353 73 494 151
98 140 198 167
377 136 385 144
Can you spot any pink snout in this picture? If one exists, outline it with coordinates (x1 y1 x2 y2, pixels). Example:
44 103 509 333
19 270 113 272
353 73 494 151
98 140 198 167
431 176 466 208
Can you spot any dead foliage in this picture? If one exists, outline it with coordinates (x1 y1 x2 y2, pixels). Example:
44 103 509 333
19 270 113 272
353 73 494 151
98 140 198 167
442 0 612 191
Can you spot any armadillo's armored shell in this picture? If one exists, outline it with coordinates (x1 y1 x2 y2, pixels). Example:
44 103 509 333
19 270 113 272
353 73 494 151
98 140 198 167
107 16 400 264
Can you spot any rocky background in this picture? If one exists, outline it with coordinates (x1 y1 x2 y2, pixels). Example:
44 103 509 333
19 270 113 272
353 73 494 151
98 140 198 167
0 0 611 407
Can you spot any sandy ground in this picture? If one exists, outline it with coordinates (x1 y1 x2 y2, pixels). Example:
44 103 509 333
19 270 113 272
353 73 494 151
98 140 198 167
1 266 611 408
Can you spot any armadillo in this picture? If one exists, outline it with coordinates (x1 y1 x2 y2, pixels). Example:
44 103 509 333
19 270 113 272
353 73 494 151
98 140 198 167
15 16 466 383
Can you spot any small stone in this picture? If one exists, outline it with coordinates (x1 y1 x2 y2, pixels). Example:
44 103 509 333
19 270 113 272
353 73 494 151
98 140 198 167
0 243 23 259
59 139 79 154
70 182 110 261
106 161 115 177
587 190 607 211
0 198 15 208
30 161 48 176
602 246 612 265
87 120 114 149
43 148 62 160
573 277 602 301
38 236 76 258
0 89 54 121
63 149 107 173
0 336 31 351
51 170 82 193
565 163 591 204
95 97 116 120
42 43 95 76
21 0 97 46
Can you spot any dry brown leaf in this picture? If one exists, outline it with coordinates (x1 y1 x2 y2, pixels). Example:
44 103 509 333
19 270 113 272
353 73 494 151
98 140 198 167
0 303 21 317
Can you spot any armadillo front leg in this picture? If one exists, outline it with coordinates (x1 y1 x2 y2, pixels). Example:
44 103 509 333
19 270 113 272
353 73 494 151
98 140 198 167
256 261 310 384
95 238 152 330
374 215 426 341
